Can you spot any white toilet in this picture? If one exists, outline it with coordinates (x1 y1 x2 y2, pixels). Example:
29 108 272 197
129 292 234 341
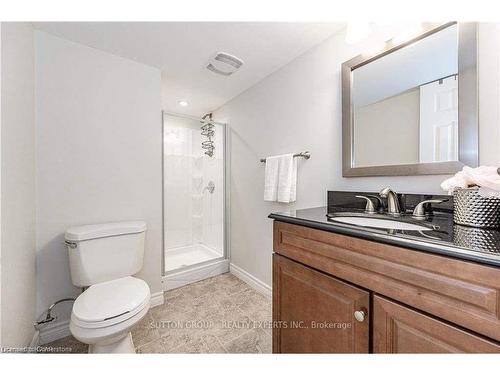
65 221 151 353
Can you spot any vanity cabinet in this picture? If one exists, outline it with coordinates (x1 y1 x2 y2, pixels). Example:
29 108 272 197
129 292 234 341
273 254 369 353
373 295 500 353
272 221 500 353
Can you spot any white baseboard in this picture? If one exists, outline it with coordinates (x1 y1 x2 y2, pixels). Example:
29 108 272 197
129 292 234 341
150 291 165 307
230 263 272 298
38 319 71 345
162 259 229 290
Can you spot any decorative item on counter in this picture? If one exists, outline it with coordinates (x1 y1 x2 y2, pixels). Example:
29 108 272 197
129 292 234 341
440 166 500 197
441 166 500 228
453 187 500 228
453 225 500 254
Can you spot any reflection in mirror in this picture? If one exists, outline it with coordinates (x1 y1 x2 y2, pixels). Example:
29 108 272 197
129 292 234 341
351 24 459 168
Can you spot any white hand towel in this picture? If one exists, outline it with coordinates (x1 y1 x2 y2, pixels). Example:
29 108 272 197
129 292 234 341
464 166 500 192
441 166 500 195
277 154 297 203
289 157 298 202
288 157 297 203
264 155 280 201
440 171 469 193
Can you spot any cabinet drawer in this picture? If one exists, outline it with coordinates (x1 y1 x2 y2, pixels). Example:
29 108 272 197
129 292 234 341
273 254 369 353
373 295 500 353
273 221 500 341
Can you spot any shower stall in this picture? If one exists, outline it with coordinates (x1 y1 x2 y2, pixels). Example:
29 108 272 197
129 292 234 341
162 112 229 288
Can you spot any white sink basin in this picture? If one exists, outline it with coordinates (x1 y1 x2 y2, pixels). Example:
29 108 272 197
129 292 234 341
329 216 433 231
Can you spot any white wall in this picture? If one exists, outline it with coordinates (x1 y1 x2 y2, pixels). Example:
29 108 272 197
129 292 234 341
35 31 162 325
1 23 36 347
215 24 500 287
354 89 420 167
1 21 2 349
163 115 199 250
478 23 500 166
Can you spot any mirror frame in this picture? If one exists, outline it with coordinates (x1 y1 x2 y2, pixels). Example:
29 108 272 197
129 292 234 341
342 22 478 177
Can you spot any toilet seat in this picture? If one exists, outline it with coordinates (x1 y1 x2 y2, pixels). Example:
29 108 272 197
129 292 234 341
71 276 150 329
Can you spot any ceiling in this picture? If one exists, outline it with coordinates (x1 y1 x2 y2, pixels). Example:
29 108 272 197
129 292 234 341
33 22 345 116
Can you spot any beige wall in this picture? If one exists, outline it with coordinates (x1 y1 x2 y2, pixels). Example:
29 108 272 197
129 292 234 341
1 22 36 347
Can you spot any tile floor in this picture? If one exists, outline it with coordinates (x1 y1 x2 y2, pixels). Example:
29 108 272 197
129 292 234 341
42 273 272 354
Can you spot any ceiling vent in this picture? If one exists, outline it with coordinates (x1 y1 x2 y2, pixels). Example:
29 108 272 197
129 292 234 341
206 52 244 76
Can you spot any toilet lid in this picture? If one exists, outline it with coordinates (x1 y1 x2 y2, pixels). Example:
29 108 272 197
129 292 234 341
73 276 150 324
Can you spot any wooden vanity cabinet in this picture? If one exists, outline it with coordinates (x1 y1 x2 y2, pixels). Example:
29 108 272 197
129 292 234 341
273 254 369 353
373 295 500 353
272 221 500 353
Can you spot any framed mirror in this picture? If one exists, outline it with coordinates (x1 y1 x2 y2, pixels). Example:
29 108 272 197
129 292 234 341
342 22 478 177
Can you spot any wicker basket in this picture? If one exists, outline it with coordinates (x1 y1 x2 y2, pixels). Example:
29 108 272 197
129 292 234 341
453 187 500 228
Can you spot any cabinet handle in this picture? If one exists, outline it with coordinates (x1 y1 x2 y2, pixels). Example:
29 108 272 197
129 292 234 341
354 309 367 322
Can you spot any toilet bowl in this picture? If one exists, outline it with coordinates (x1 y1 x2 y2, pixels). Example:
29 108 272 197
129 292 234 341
70 276 151 353
65 221 150 353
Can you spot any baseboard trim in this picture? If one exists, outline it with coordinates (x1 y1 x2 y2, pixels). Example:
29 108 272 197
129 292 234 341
38 319 71 345
150 291 165 307
230 263 272 298
162 259 229 290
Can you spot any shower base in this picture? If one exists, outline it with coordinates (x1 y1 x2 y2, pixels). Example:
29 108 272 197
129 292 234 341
165 243 222 273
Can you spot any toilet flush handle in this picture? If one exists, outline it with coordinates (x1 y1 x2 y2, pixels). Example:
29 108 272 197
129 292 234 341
65 240 77 249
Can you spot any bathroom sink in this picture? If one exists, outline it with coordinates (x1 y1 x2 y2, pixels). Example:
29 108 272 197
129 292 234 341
328 216 434 231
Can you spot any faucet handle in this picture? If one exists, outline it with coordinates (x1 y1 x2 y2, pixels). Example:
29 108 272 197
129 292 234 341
365 194 384 211
355 195 377 214
412 199 448 218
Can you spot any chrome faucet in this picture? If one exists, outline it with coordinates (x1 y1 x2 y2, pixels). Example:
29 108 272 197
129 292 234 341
379 187 401 216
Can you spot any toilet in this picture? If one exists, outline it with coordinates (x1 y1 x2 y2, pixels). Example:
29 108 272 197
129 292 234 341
65 221 151 353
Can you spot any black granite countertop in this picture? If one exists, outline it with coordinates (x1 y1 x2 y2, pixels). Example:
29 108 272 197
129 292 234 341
269 205 500 268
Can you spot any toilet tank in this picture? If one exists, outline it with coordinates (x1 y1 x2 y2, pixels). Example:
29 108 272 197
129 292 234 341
65 221 147 287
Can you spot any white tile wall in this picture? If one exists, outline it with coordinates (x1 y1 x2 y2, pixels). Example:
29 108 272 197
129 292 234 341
163 115 224 268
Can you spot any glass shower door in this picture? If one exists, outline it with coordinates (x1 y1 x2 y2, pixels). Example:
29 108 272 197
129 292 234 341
162 112 226 274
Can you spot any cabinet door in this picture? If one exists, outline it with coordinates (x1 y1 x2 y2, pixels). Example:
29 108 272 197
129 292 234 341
273 254 370 353
373 295 500 353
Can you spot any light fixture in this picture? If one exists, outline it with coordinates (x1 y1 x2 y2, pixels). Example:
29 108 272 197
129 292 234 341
178 100 189 107
345 22 372 44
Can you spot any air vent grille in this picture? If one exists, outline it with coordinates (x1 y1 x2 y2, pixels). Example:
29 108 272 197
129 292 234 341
215 53 243 69
207 63 233 76
206 52 244 76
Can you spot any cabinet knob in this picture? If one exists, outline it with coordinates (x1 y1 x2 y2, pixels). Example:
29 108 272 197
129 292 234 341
354 309 367 322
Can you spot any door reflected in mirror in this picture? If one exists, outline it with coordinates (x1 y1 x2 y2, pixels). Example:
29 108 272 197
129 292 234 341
352 24 458 168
